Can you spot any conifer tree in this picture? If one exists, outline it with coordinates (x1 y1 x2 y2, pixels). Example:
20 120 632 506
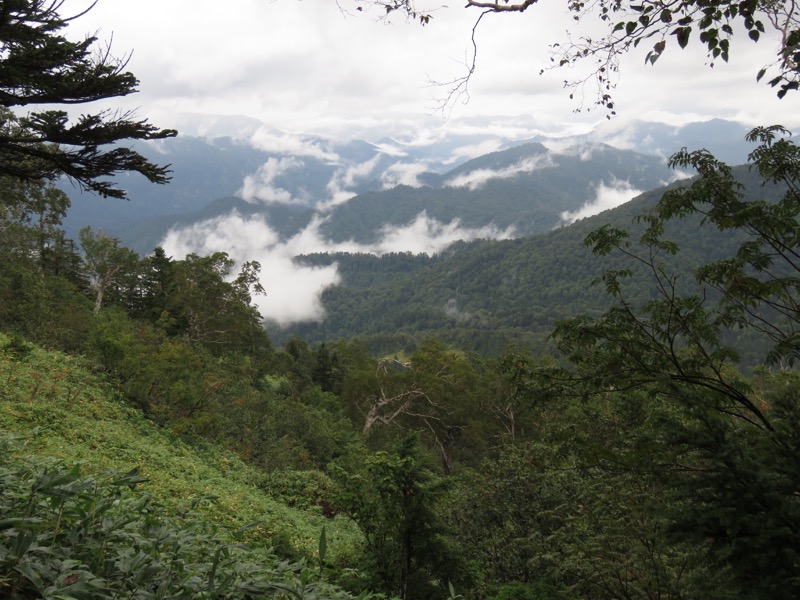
0 1 176 198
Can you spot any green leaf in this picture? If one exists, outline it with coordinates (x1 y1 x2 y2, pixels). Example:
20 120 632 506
319 525 328 566
0 517 41 530
14 562 46 591
675 27 691 49
10 529 36 559
236 520 264 532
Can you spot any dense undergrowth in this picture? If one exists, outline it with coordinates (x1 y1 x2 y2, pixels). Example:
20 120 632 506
0 334 365 598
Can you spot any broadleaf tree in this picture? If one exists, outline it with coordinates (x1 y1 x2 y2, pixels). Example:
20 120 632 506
531 128 800 598
79 225 138 315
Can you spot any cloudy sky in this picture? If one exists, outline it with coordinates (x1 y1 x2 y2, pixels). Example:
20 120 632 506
65 0 799 140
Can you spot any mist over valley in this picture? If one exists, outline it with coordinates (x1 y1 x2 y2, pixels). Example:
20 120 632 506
59 117 760 336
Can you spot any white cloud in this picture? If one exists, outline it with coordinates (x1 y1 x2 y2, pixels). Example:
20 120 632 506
380 161 430 189
445 154 556 190
64 0 800 145
544 142 599 161
560 179 643 224
449 139 503 161
371 211 516 254
160 209 516 326
239 157 305 205
318 189 358 212
333 154 382 189
371 142 408 158
161 211 281 260
248 127 340 162
317 155 383 211
161 212 342 325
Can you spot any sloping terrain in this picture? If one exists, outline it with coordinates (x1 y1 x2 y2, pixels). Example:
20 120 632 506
277 165 781 364
0 335 358 558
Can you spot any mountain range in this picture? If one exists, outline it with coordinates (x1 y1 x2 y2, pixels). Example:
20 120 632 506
61 117 756 247
278 164 780 367
57 117 781 359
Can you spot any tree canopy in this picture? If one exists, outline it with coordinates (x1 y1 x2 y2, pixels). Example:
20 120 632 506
0 0 176 198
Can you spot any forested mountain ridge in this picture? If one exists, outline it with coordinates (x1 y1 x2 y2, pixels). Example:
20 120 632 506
113 138 674 254
57 117 770 257
315 141 672 243
278 164 785 362
59 118 765 259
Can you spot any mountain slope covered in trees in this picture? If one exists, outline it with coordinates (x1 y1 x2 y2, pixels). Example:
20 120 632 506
279 164 784 364
114 140 674 254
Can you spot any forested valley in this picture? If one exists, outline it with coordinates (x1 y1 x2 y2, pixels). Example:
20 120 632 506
3 0 800 599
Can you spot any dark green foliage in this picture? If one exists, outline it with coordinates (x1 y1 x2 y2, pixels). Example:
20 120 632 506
262 469 334 511
298 252 436 290
223 388 361 471
0 435 359 599
0 176 94 349
1 334 32 359
486 582 563 600
154 252 269 356
331 435 463 599
0 2 176 198
534 127 800 598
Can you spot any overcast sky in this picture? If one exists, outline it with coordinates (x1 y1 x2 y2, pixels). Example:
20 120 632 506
64 0 799 141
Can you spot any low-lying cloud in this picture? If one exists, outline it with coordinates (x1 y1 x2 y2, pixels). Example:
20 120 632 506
319 155 383 211
373 212 515 255
449 139 503 162
560 179 644 224
544 141 599 161
239 157 305 205
160 210 515 326
445 154 556 191
249 126 340 162
380 161 429 189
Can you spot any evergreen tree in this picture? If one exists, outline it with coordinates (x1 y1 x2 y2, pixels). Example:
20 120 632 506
0 2 176 198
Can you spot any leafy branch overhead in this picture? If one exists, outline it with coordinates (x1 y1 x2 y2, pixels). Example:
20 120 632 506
0 1 176 198
355 0 800 111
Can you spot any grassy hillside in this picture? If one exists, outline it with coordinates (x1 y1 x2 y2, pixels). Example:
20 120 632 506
0 334 360 560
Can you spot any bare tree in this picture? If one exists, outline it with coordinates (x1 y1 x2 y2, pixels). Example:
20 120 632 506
361 357 462 473
350 0 800 112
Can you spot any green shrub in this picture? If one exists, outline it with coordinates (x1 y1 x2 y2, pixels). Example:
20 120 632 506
1 335 32 360
263 468 334 511
0 435 362 599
